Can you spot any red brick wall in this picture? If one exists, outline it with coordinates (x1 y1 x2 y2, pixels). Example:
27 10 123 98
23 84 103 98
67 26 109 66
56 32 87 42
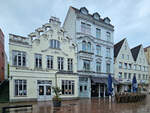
0 28 5 82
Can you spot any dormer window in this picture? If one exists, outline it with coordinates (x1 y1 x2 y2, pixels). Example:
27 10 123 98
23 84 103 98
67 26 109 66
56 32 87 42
93 12 100 20
50 39 60 49
80 7 88 15
104 17 111 24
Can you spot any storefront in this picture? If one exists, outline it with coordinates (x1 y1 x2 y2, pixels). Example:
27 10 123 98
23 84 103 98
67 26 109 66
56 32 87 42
91 77 108 98
91 77 119 97
37 80 52 101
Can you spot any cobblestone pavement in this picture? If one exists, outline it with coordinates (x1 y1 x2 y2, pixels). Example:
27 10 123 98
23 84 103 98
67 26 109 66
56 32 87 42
0 95 150 113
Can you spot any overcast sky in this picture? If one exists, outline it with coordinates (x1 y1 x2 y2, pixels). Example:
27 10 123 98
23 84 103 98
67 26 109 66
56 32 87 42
0 0 150 58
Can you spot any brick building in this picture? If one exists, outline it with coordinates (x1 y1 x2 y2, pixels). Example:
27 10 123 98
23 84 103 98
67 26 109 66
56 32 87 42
0 28 5 83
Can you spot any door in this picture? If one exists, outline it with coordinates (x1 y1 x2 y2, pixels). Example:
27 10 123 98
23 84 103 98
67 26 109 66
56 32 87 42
91 84 99 97
38 84 52 101
100 84 104 97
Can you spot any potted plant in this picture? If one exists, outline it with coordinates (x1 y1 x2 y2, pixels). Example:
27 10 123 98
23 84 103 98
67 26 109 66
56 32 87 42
52 86 62 107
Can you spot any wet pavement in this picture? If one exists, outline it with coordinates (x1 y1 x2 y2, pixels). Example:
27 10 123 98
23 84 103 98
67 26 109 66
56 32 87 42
0 95 150 113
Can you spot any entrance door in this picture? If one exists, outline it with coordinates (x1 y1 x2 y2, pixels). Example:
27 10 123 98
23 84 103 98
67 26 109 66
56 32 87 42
91 84 99 97
38 84 51 101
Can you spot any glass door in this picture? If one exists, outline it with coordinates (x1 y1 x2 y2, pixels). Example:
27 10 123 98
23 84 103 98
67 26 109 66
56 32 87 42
38 85 52 101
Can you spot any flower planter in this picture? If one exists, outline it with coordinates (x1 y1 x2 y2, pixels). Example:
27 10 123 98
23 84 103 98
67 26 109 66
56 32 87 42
53 100 61 107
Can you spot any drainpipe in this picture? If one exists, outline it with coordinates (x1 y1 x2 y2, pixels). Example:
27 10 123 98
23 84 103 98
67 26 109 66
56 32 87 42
55 72 58 87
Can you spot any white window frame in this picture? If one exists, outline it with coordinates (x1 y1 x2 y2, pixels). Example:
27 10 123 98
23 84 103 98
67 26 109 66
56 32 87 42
83 60 90 71
47 55 53 69
106 48 111 58
12 50 26 67
61 80 75 95
96 45 101 56
106 63 110 73
57 57 64 70
68 58 73 71
96 62 101 72
96 28 101 39
50 39 60 49
14 80 27 96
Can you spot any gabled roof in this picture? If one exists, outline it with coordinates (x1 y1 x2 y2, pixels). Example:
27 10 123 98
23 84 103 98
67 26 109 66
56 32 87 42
131 45 142 61
144 45 150 52
114 38 126 58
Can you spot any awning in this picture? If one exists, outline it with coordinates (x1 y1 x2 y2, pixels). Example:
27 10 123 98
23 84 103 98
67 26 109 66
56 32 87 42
112 78 119 85
91 77 119 85
91 77 107 84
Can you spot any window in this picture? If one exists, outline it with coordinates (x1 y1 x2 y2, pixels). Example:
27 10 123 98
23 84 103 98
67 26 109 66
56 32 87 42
62 80 74 95
128 73 131 79
12 50 26 67
57 57 64 70
82 41 86 51
138 74 141 79
124 63 127 69
106 48 110 58
106 63 110 73
143 74 145 79
124 73 127 79
80 86 83 92
83 60 90 71
127 55 129 60
146 75 148 80
122 54 124 59
87 42 91 52
139 65 141 71
68 58 73 71
35 54 42 68
106 32 111 42
81 22 91 34
50 40 60 49
119 72 122 79
129 64 132 69
96 45 101 56
96 62 101 72
134 73 136 79
14 80 27 96
47 55 53 69
119 62 122 68
84 86 87 91
96 28 101 38
134 64 137 70
143 66 145 71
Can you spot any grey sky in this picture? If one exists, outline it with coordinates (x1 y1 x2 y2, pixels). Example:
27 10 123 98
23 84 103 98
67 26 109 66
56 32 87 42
0 0 150 58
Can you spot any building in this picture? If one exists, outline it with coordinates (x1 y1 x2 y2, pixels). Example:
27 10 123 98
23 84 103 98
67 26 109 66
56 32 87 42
131 44 149 90
114 38 149 92
144 46 150 91
9 17 78 102
63 6 116 98
0 28 5 83
114 38 136 92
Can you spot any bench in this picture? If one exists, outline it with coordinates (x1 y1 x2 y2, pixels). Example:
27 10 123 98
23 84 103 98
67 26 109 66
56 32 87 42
2 104 32 113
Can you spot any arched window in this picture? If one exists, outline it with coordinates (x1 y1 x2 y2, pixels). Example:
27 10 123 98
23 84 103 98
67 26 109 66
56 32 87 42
87 42 91 52
82 41 86 51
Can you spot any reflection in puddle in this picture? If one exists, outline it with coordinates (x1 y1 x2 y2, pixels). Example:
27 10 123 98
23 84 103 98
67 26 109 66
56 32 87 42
1 95 150 113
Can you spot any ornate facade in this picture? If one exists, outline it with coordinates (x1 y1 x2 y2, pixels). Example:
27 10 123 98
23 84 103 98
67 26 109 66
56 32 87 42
9 17 78 102
63 7 116 98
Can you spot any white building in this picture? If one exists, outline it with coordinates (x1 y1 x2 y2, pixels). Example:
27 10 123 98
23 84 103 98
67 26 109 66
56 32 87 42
63 6 117 98
114 38 149 92
9 17 79 102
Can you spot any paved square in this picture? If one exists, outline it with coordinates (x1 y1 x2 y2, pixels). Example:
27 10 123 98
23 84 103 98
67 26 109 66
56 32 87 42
1 95 150 113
